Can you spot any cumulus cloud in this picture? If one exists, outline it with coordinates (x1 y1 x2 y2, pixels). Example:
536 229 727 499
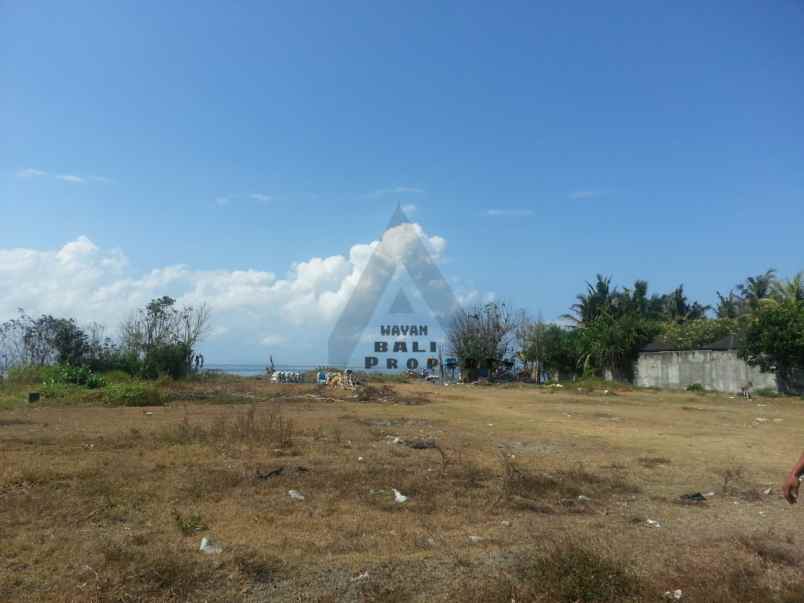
0 223 454 361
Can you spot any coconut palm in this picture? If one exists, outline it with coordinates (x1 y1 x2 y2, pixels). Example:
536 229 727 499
736 269 777 309
771 272 804 303
562 274 616 326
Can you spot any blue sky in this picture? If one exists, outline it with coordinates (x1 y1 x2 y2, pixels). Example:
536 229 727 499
2 1 803 363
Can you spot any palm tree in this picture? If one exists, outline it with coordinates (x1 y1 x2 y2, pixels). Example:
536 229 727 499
736 269 777 309
562 274 616 326
770 272 804 303
715 289 742 318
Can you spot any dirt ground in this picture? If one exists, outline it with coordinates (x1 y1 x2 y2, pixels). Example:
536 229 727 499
1 379 803 602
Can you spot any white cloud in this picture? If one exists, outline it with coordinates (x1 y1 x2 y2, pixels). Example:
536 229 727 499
250 193 272 202
486 209 534 216
401 203 417 215
16 168 47 178
15 169 111 184
57 174 85 184
0 224 455 360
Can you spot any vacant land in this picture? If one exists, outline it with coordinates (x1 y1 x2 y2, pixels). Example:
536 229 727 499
1 378 803 602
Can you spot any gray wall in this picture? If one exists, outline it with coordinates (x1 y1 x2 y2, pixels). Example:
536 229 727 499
635 350 777 393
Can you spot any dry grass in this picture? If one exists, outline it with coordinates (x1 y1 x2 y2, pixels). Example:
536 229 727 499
1 379 803 601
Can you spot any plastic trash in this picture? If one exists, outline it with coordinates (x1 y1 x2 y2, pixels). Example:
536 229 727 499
199 536 222 555
646 519 662 528
392 488 408 504
468 535 483 543
288 489 305 501
663 589 683 600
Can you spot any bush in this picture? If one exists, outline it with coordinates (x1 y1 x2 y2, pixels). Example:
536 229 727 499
44 365 106 389
142 344 190 380
686 383 706 392
102 382 164 407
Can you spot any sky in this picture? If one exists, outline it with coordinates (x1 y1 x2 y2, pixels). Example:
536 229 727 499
1 1 803 364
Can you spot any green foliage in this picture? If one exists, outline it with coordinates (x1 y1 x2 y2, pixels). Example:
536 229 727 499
448 303 516 378
738 299 804 393
686 383 705 392
102 382 164 406
577 312 660 380
4 365 54 385
142 343 191 379
657 318 739 349
44 365 107 389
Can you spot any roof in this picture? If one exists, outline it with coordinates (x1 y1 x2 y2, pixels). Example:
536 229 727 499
641 334 738 353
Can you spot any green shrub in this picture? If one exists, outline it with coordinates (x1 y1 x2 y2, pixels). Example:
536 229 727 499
686 383 706 392
754 387 780 398
40 381 83 400
102 382 164 407
44 365 106 389
142 344 190 380
102 370 134 384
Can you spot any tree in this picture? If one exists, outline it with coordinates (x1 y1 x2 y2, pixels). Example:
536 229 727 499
736 269 777 310
659 285 709 323
51 318 89 365
563 275 616 326
771 272 804 304
715 289 742 319
577 311 660 381
540 325 580 381
448 302 517 381
120 297 210 376
738 298 804 393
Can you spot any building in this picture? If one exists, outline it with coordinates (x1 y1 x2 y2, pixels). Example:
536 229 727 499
634 335 777 393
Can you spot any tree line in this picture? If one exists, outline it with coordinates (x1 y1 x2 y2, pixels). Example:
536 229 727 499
448 270 804 392
0 296 210 380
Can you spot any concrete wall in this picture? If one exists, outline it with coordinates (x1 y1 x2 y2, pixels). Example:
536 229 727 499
635 350 777 393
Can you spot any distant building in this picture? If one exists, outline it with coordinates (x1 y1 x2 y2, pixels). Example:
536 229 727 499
635 335 776 393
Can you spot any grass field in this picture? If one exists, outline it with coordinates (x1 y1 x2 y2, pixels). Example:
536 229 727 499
1 377 803 601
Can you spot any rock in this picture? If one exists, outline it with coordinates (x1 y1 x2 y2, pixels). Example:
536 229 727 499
199 536 222 555
351 571 369 582
663 589 683 600
468 535 483 543
763 487 773 495
646 519 662 528
288 489 305 501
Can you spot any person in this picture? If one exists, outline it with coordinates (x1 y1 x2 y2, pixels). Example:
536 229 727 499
783 452 804 504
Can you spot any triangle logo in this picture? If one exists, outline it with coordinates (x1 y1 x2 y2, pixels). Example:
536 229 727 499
328 205 461 367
